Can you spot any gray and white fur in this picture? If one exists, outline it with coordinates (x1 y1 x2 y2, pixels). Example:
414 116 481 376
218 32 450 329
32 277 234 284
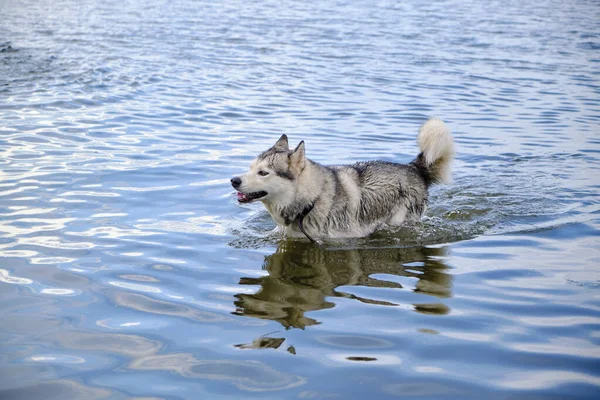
231 118 454 240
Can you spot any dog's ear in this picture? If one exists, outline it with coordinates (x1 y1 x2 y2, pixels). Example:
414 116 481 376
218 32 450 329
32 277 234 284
273 134 289 151
290 141 305 171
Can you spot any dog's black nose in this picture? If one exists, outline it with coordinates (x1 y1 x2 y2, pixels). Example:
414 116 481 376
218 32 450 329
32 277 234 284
230 176 242 188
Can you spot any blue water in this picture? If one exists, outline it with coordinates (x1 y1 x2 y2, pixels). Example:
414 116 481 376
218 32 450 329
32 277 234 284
1 0 599 398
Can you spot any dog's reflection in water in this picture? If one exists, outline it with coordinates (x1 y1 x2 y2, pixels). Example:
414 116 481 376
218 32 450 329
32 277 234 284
233 241 452 330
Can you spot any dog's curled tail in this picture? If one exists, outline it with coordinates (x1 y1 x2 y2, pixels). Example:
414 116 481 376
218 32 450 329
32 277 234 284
414 117 455 185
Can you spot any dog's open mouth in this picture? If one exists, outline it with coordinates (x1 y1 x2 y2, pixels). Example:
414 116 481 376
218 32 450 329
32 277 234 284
237 191 267 203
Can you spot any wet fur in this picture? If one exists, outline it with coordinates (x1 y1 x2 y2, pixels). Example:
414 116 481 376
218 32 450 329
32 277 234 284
232 118 454 239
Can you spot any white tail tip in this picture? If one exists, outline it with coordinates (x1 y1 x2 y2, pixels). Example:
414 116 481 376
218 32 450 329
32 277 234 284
417 118 455 184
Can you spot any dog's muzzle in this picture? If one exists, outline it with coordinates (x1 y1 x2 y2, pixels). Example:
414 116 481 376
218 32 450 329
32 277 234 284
231 176 267 203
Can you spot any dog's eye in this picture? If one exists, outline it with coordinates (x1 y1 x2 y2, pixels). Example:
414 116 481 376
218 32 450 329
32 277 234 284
257 170 269 176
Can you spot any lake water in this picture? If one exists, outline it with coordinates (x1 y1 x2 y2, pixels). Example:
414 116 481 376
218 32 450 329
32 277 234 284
1 0 599 398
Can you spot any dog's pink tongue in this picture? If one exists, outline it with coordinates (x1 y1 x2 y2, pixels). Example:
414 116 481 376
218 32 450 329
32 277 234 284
237 192 246 201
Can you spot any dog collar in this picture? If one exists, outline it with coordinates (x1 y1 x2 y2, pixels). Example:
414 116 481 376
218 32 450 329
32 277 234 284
296 203 316 243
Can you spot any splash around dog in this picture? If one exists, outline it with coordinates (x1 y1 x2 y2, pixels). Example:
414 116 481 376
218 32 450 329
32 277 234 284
231 118 454 240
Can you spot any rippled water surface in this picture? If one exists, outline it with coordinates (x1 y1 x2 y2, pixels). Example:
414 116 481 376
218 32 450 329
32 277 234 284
1 0 600 398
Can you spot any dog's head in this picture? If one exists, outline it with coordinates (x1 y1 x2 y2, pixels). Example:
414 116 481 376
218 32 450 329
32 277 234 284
231 134 306 204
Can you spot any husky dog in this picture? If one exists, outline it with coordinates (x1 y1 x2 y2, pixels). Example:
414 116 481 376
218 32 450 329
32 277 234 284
231 118 454 240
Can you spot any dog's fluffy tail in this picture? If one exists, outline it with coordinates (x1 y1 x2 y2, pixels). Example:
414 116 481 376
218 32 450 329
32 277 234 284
414 118 454 185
